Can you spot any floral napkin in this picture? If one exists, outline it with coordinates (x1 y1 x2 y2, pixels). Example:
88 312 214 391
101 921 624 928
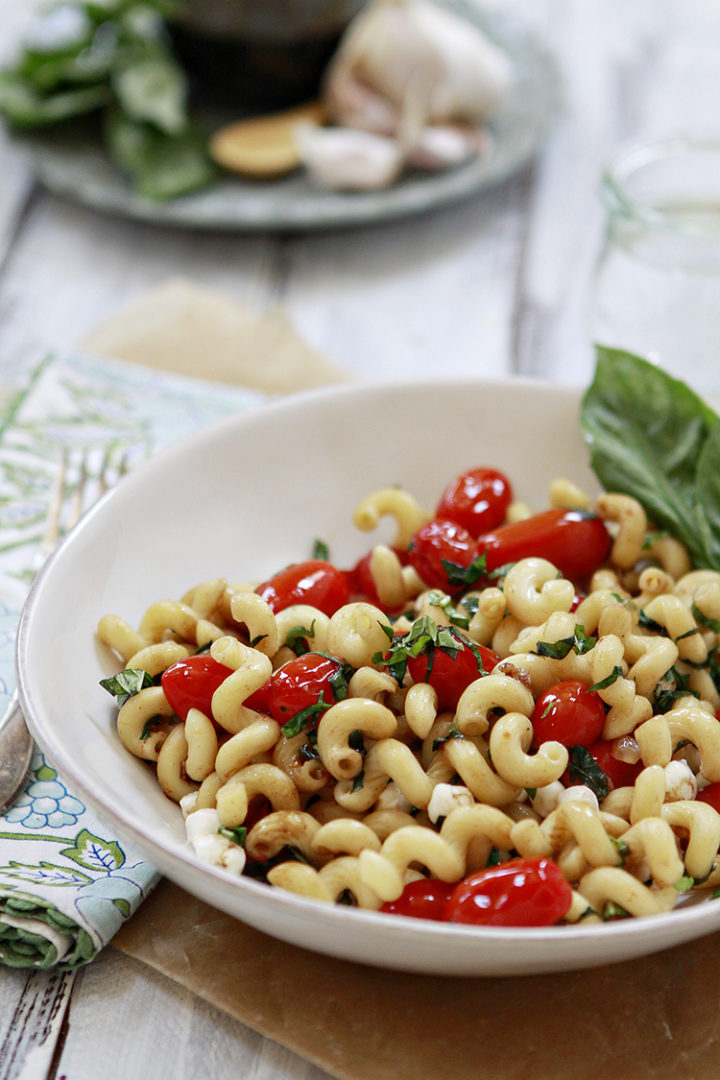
0 351 262 969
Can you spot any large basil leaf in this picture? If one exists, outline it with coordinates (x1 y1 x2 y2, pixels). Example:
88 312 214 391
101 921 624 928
581 347 720 568
112 51 187 135
105 106 215 199
0 72 110 127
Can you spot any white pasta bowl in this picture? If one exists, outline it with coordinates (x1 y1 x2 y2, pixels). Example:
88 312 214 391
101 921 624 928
17 376 720 976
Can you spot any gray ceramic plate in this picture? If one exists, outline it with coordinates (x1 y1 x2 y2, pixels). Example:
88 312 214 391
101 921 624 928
15 2 561 232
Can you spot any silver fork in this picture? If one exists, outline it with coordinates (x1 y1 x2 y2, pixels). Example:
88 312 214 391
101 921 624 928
0 446 127 813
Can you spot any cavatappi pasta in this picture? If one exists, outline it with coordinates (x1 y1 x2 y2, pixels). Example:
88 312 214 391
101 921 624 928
98 464 720 927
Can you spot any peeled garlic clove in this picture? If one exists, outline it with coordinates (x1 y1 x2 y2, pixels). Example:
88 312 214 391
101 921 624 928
294 123 403 191
406 122 490 171
324 61 400 136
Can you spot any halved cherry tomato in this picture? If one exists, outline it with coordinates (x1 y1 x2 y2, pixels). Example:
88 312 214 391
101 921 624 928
436 466 513 537
256 559 349 616
264 652 348 726
161 655 234 720
532 680 606 748
477 508 612 582
444 857 572 927
697 783 720 814
584 737 642 790
407 626 498 711
408 519 482 595
380 878 455 921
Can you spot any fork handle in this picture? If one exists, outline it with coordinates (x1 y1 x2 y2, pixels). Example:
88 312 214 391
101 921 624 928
0 693 35 813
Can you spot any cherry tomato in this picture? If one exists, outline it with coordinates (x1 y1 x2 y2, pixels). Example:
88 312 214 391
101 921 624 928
408 519 482 594
477 509 612 582
264 652 347 725
380 878 455 921
161 655 233 720
584 738 642 790
444 857 572 927
436 466 513 537
407 626 498 711
532 680 606 748
697 783 720 814
256 559 350 616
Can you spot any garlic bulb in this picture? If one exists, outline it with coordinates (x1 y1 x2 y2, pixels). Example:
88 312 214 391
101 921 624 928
324 0 512 135
293 123 403 191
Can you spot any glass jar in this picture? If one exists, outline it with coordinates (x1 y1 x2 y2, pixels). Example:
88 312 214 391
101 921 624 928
592 138 720 391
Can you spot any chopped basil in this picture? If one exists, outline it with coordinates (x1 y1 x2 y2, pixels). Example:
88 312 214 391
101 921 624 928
440 550 487 588
140 715 163 741
675 627 701 642
712 887 720 900
692 603 720 634
533 624 597 661
432 723 461 751
638 610 665 635
426 590 470 629
486 561 517 583
534 636 574 660
285 622 316 656
567 745 609 801
218 825 247 847
459 594 480 619
486 848 502 867
250 633 267 648
674 875 694 892
194 641 213 654
610 836 629 863
589 666 623 692
351 770 365 793
653 666 696 713
602 902 629 920
100 668 155 707
642 530 670 550
524 787 537 800
312 539 330 561
280 691 331 738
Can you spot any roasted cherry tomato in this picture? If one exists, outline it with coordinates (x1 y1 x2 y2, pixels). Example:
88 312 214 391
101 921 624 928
264 652 348 727
161 655 234 720
477 508 612 582
532 680 606 748
584 737 642 790
380 878 455 921
444 857 572 927
697 783 720 814
408 519 482 594
256 559 349 616
436 466 513 537
406 626 498 711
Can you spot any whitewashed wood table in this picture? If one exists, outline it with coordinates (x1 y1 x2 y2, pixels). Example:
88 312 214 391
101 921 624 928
1 0 720 1077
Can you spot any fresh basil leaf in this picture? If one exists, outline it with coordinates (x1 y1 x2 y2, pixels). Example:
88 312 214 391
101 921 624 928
112 50 186 133
140 714 163 740
567 745 609 800
674 875 694 893
426 591 470 629
581 347 720 568
610 836 629 863
105 106 215 199
573 624 597 654
285 622 315 657
638 610 665 635
653 665 695 713
0 72 110 127
351 771 365 793
603 902 629 920
694 421 720 571
100 667 154 706
432 723 461 751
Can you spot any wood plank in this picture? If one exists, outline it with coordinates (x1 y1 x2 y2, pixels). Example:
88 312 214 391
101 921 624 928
0 969 75 1080
53 950 333 1080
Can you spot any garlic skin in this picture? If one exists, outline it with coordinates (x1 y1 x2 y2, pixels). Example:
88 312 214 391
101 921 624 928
324 0 512 134
406 123 491 171
294 123 403 191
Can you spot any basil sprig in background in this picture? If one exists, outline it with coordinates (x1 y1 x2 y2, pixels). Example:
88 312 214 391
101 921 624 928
581 347 720 571
0 0 215 199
